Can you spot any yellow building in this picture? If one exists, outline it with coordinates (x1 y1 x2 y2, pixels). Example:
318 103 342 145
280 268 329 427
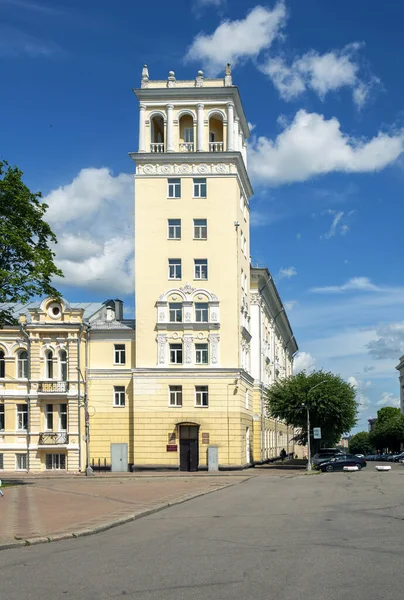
0 66 297 473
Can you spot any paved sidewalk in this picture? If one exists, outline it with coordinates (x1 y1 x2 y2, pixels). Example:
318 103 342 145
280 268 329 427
0 475 250 550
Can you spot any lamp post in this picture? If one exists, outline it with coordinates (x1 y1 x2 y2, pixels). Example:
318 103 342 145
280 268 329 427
77 367 93 476
304 380 327 472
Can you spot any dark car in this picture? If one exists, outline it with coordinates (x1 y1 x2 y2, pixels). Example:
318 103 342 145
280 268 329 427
320 454 367 472
312 450 344 468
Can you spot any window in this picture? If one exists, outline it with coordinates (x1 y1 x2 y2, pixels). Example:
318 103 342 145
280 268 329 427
184 127 194 143
17 350 28 379
0 350 4 378
195 386 209 407
168 178 181 198
168 258 182 280
169 303 182 323
45 404 53 431
16 453 27 470
113 386 125 407
60 350 67 381
16 404 28 431
209 132 216 143
193 219 207 240
168 219 181 240
169 385 182 407
195 344 208 365
195 303 208 323
0 404 4 431
46 453 66 470
194 259 208 280
59 404 67 430
45 350 53 379
193 178 207 198
114 344 126 365
169 344 183 364
0 454 3 470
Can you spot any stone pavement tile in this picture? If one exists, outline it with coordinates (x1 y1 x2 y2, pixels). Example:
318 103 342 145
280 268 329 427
0 476 248 547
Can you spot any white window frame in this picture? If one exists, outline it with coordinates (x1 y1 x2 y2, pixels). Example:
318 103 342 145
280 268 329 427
46 453 66 470
114 344 126 365
113 386 126 407
195 344 209 365
16 404 28 431
194 259 208 280
16 453 27 470
193 218 207 240
0 403 4 431
45 350 53 379
195 303 208 323
59 349 68 381
168 259 182 280
45 403 53 431
193 178 207 198
168 219 181 240
167 178 181 199
184 127 194 143
17 350 28 379
195 386 209 407
59 403 67 430
169 385 182 407
169 344 183 365
169 303 182 323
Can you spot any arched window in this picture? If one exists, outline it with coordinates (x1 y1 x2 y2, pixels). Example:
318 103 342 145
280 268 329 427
0 350 5 378
18 350 28 379
46 350 53 379
60 350 67 381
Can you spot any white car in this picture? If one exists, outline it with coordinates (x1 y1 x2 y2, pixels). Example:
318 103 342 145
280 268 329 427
355 454 365 458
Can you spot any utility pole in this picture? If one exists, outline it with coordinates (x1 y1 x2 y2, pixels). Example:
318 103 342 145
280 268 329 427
77 367 93 476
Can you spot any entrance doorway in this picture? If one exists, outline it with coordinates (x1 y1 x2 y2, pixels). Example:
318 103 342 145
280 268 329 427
179 425 199 472
111 443 128 472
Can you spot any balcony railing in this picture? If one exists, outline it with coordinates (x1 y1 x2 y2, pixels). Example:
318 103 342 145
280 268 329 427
38 381 69 393
209 142 223 152
38 432 68 445
179 142 194 152
150 143 164 153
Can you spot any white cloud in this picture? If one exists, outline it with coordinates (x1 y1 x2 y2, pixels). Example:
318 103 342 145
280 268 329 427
284 300 299 311
260 43 377 108
293 351 316 373
195 0 225 5
340 224 350 236
248 110 404 186
347 376 372 412
377 392 400 408
44 167 134 294
310 277 381 294
185 3 287 76
278 266 297 279
322 210 344 239
0 25 61 58
367 322 404 360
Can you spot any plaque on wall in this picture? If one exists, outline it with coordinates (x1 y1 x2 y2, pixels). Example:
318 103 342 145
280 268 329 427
202 433 210 444
166 445 178 452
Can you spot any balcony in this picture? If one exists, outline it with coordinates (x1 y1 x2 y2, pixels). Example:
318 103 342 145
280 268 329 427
38 381 69 393
179 142 194 152
150 143 164 153
38 432 68 445
209 142 223 152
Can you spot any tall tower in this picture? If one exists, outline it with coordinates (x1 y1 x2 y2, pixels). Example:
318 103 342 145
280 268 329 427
130 65 255 470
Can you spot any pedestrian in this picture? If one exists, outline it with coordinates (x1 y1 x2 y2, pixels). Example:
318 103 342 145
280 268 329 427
0 479 3 497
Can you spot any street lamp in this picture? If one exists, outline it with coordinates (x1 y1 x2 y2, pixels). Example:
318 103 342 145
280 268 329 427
303 380 327 472
77 367 93 476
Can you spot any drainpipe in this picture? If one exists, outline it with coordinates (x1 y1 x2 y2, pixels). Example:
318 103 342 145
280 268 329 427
20 323 31 472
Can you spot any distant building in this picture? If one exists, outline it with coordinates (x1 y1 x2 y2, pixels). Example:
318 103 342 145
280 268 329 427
339 436 350 449
368 418 377 432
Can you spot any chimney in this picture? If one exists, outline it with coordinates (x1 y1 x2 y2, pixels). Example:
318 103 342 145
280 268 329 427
114 299 123 321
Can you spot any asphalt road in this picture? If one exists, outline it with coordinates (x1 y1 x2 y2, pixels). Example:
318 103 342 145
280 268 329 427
1 466 404 600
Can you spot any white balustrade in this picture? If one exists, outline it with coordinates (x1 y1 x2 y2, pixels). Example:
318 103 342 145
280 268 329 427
150 143 164 153
179 142 194 152
209 142 223 152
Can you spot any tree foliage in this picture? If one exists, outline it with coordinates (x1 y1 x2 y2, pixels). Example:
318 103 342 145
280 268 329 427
266 370 357 450
369 407 404 452
349 431 373 455
0 161 62 326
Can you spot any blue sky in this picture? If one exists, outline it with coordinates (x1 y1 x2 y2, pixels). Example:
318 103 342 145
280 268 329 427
2 0 404 431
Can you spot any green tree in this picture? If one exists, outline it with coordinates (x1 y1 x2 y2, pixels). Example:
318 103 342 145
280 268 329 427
349 431 373 455
0 161 62 326
266 370 357 452
369 407 404 452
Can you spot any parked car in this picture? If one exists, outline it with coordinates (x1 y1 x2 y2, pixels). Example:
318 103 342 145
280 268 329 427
392 452 404 463
319 454 367 472
313 451 344 468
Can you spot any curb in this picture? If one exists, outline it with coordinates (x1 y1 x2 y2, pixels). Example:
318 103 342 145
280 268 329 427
0 478 246 552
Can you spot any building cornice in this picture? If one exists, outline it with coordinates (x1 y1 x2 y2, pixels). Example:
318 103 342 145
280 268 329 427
130 151 253 199
133 86 250 139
